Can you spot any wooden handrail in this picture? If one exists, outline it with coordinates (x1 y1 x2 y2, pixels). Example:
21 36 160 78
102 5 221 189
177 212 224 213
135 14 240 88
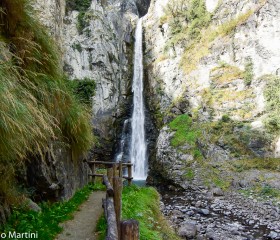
103 175 114 197
87 161 133 185
103 197 118 240
99 163 138 240
87 161 133 166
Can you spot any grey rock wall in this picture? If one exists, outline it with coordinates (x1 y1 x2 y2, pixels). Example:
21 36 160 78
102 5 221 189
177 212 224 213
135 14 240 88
143 0 280 188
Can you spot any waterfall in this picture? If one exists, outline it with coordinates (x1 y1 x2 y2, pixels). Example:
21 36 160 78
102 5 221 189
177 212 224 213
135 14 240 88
115 119 129 162
130 18 147 180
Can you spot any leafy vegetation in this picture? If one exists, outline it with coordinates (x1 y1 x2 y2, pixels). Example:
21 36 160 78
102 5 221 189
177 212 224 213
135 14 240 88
263 75 280 132
68 78 96 105
1 184 103 240
65 0 91 33
96 215 106 240
72 43 83 53
184 168 195 180
162 0 211 51
168 114 202 160
258 185 280 198
244 57 254 86
77 12 90 34
200 119 263 158
66 0 91 12
97 185 179 240
0 0 94 203
240 185 280 201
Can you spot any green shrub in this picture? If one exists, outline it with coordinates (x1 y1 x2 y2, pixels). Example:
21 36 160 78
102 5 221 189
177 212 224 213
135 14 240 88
199 120 269 159
259 185 279 198
66 0 91 12
65 0 91 33
72 43 83 52
263 75 280 131
77 11 90 34
162 0 211 49
244 57 254 85
96 215 106 240
184 168 195 180
221 114 231 122
68 78 96 105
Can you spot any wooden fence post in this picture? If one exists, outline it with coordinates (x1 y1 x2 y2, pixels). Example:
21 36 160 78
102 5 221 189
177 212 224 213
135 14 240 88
121 220 139 240
113 164 117 178
119 161 123 178
128 163 132 186
92 162 96 184
107 167 113 185
113 176 122 239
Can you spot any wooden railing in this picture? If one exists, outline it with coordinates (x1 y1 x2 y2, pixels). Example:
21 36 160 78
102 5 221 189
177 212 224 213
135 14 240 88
87 161 133 185
87 161 139 240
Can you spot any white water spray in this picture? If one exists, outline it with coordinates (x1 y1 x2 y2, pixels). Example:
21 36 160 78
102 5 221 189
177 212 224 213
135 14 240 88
130 18 147 180
115 119 129 162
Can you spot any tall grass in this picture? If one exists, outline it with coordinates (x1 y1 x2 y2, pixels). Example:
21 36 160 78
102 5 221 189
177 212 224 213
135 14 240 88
0 0 94 203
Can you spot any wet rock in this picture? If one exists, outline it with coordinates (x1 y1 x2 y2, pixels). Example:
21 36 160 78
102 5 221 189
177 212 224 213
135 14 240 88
195 201 203 208
268 231 279 239
197 208 210 215
239 180 250 188
206 229 218 240
171 107 182 115
197 235 207 240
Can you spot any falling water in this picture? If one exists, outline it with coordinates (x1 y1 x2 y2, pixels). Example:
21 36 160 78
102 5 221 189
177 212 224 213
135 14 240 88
130 18 147 180
115 119 129 162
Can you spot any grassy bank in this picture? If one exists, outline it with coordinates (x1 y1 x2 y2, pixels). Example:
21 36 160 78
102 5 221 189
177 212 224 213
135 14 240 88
97 185 179 240
0 0 94 203
0 183 104 240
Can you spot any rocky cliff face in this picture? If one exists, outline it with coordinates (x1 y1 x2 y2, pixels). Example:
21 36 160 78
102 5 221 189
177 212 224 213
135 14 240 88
34 0 137 161
143 0 280 192
60 0 154 161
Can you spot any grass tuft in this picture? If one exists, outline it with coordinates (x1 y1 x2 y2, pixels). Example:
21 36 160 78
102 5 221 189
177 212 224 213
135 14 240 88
169 114 201 148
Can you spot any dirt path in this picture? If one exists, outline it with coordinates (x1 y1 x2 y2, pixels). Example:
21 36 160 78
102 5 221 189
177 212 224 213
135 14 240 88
55 191 105 240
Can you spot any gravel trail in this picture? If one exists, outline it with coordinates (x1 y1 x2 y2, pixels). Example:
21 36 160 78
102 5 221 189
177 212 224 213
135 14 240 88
55 191 105 240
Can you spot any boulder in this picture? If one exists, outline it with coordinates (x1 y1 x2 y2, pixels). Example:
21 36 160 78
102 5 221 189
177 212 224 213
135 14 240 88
178 222 197 238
